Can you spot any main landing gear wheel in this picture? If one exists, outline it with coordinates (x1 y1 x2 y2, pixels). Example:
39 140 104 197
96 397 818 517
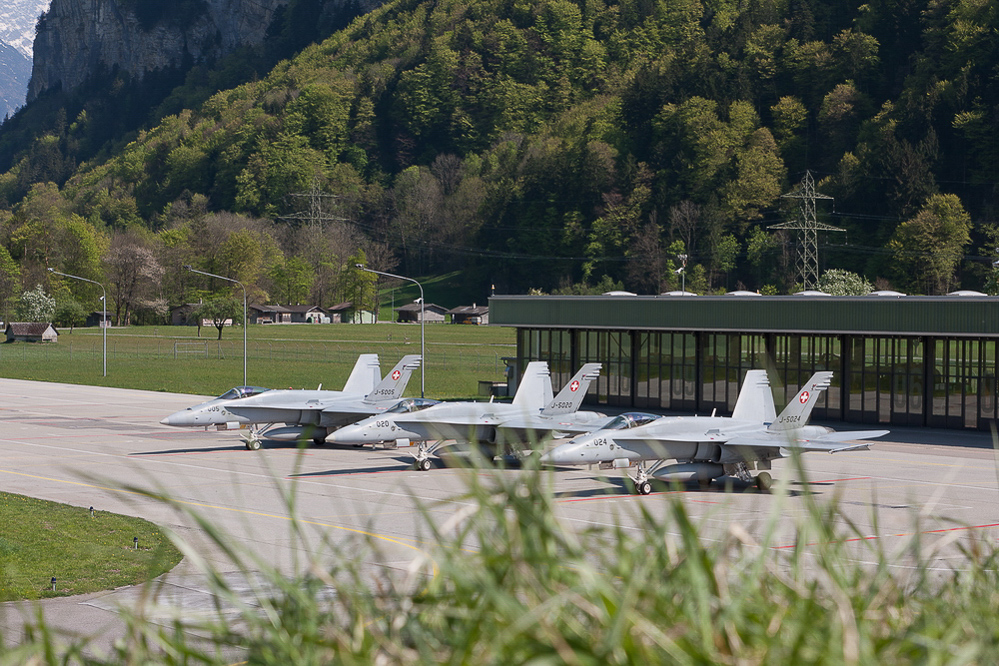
245 438 262 451
637 480 652 495
756 472 773 491
415 458 433 471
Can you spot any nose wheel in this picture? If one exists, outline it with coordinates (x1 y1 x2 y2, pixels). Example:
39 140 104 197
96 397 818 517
412 441 440 471
631 463 654 495
241 427 263 450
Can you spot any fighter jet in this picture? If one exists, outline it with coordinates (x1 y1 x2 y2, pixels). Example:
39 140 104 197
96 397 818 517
225 354 422 449
540 370 889 494
328 362 610 469
159 353 380 432
157 385 273 431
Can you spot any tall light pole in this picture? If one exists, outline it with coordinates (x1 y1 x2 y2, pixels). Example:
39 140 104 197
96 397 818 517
356 265 424 398
677 253 688 294
185 266 247 387
48 268 106 377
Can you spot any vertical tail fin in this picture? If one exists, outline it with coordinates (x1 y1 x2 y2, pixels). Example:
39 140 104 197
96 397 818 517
769 371 834 431
541 363 602 416
731 369 776 424
341 354 381 395
512 361 554 410
363 355 422 404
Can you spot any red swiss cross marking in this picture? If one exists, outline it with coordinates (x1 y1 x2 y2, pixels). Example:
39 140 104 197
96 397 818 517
799 391 810 403
392 370 401 380
569 380 580 392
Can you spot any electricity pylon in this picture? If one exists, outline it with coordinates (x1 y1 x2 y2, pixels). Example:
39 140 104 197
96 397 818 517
279 174 348 228
769 170 842 290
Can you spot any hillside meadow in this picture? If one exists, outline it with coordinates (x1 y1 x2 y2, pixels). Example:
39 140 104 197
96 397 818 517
0 322 515 399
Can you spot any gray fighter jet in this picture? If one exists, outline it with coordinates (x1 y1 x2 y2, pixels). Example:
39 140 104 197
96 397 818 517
159 354 421 450
540 370 888 493
226 354 422 449
159 353 380 432
328 362 610 469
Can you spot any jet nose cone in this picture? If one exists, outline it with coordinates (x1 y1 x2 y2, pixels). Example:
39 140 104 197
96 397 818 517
541 440 584 465
539 445 566 464
160 414 177 426
327 427 361 444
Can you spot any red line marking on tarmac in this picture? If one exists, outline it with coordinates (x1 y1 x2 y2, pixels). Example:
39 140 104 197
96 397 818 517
772 522 999 550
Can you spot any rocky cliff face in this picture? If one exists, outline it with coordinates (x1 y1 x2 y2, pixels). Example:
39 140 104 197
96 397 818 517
27 0 288 102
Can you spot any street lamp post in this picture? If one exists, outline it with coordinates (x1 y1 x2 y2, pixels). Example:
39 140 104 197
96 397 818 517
47 268 106 377
677 253 688 294
356 265 425 398
185 266 247 387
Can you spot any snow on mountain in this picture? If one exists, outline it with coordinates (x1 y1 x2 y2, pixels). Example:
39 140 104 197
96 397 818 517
0 0 51 58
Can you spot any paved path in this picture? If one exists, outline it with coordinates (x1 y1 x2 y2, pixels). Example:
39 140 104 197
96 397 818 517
1 378 997 657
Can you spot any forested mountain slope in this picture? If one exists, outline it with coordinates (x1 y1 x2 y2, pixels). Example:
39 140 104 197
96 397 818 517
1 0 998 323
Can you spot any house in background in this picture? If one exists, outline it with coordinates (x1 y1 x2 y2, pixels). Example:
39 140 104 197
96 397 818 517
86 310 113 327
326 302 351 323
348 308 377 324
285 305 329 323
448 304 489 325
169 304 203 326
395 302 448 324
248 304 292 324
5 322 58 343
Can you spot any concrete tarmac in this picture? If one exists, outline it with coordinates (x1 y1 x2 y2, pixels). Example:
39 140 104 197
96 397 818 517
1 378 998 658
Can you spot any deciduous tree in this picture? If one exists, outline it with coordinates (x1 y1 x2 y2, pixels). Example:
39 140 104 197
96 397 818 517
889 194 971 294
16 284 56 322
103 231 165 325
193 296 242 340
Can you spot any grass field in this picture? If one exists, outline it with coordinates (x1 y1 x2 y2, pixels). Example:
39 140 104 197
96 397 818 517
0 323 516 399
0 492 182 602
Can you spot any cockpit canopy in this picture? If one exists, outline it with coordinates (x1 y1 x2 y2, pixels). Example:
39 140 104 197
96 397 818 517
384 398 440 414
603 412 660 430
217 386 270 400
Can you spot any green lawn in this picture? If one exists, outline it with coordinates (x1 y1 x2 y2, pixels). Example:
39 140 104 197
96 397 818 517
0 323 516 398
0 492 182 601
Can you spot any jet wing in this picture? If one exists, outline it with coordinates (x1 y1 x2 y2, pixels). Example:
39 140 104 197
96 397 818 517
724 429 889 453
609 430 724 447
227 403 325 424
496 413 614 439
321 402 383 415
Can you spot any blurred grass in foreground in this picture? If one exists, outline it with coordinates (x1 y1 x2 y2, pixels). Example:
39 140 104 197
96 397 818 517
3 451 999 665
0 323 515 399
